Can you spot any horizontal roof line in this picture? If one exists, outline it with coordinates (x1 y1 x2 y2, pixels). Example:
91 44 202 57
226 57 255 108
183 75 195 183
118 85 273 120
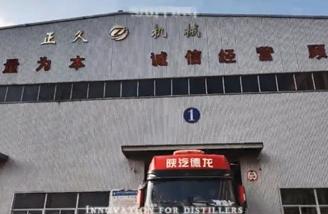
121 142 263 152
121 142 263 160
2 11 328 31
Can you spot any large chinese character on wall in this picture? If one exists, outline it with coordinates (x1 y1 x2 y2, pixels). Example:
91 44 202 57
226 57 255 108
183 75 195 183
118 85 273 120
69 56 85 70
36 57 51 71
308 44 327 59
151 52 168 66
3 59 19 73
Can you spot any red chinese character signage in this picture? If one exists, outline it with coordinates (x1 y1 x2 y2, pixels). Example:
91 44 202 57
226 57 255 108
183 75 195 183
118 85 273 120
185 50 201 65
36 57 51 71
69 55 85 70
151 52 168 66
148 154 230 171
256 46 274 61
308 44 327 59
3 59 19 73
219 49 236 63
4 33 328 74
166 157 214 168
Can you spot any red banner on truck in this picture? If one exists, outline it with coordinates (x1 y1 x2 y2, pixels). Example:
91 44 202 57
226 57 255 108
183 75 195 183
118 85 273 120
149 154 230 170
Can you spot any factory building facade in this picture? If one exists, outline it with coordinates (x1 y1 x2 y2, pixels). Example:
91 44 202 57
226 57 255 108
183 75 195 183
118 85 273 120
0 11 328 214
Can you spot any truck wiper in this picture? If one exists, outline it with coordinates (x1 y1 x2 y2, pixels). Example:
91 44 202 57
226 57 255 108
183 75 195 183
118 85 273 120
191 200 216 206
156 201 182 205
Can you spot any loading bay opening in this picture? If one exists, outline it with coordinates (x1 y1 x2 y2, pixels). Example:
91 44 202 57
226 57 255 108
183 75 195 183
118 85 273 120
121 142 263 185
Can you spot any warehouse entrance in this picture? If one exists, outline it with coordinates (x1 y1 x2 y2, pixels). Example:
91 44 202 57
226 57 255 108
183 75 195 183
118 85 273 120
121 143 262 210
121 142 263 186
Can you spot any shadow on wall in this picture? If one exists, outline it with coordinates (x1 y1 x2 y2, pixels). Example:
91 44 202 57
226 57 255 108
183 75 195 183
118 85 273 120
0 153 10 176
0 161 6 174
127 159 143 174
241 151 271 170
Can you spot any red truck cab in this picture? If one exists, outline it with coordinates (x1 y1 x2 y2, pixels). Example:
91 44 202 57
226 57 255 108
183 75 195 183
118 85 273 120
137 150 247 213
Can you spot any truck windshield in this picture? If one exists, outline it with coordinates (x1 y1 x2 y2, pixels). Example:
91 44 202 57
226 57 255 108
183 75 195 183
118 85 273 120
145 178 237 207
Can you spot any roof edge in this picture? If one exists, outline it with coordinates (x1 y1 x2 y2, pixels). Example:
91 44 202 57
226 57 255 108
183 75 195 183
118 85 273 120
121 142 263 160
2 11 328 31
121 142 263 152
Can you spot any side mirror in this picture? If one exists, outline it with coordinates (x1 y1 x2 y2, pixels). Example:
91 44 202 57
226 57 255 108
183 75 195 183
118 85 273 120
137 181 147 208
237 185 247 208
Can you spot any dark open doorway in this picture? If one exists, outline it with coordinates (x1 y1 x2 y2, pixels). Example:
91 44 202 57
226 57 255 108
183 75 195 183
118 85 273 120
122 142 263 187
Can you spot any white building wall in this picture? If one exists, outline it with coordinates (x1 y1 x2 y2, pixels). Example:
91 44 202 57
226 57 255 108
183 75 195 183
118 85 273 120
1 13 328 214
0 14 327 84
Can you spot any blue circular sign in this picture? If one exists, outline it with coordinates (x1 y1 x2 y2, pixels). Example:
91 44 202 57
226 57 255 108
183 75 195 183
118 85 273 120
183 107 200 123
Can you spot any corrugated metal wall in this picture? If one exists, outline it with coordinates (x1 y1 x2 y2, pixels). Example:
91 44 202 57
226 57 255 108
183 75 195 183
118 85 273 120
1 14 328 214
